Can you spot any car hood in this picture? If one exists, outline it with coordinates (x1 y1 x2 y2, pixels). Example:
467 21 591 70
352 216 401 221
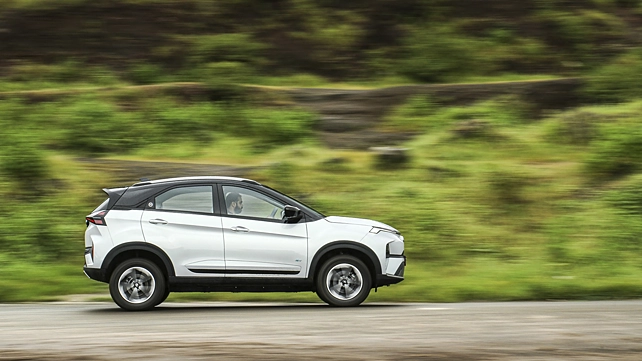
324 216 398 233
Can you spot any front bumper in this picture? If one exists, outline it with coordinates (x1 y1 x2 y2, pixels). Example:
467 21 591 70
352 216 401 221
378 255 405 287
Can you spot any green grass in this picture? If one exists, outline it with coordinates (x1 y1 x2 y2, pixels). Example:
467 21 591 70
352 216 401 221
2 86 642 304
0 257 105 302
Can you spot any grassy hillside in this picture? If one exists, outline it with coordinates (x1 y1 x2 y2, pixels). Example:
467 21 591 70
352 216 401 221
1 0 642 302
1 88 642 302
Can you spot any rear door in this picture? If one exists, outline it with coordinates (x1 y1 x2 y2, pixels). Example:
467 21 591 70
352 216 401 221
220 184 308 278
141 185 225 277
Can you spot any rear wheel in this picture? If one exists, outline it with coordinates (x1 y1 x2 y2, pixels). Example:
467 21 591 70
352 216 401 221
316 255 371 307
109 258 166 311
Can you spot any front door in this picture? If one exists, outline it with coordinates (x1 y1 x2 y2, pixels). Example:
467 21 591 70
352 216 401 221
220 185 308 277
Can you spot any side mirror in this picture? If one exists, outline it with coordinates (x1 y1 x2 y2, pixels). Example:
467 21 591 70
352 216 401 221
283 205 302 223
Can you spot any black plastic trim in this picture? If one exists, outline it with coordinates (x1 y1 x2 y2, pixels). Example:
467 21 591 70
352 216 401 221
103 187 127 210
376 274 404 287
168 276 313 292
101 242 175 282
83 267 102 281
308 241 382 280
148 208 216 216
394 262 405 277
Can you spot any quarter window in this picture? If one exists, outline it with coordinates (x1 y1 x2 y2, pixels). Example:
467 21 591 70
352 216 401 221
222 186 285 220
155 186 213 214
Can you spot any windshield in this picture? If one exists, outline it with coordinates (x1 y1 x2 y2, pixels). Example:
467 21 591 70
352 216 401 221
263 185 326 218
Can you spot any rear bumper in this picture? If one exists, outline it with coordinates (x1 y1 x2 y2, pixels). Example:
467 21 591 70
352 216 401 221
83 267 106 283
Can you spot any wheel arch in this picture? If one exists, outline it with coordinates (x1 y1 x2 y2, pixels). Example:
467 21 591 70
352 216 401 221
308 241 381 286
102 242 175 282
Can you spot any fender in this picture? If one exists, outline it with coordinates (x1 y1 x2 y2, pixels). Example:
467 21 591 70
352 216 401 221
308 240 382 279
101 242 175 279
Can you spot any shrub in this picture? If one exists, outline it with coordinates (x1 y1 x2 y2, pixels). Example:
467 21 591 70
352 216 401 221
543 110 601 145
398 27 478 83
201 61 255 94
0 200 81 258
6 61 121 86
585 50 642 103
468 95 532 125
382 95 436 132
585 123 642 180
605 175 642 215
140 99 230 143
0 99 48 187
127 63 171 84
7 61 80 83
486 168 532 205
243 107 315 146
384 95 531 133
54 97 147 154
536 9 625 60
189 33 267 66
0 136 48 187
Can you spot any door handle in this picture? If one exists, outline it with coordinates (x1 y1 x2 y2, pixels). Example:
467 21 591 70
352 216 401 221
149 219 168 225
230 226 250 233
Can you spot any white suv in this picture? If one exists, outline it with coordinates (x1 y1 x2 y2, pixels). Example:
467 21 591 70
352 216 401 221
84 176 405 311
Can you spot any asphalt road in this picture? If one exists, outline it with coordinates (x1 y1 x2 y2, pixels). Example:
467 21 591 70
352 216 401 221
0 301 641 360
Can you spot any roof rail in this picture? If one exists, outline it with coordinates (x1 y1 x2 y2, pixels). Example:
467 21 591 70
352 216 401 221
132 176 260 187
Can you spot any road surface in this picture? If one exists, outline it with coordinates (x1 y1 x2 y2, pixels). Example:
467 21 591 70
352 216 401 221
0 301 641 360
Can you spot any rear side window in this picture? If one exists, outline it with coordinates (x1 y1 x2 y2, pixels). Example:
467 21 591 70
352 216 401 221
155 186 214 214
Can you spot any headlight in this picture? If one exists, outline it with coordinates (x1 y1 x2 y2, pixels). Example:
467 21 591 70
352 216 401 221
370 227 403 241
370 227 400 235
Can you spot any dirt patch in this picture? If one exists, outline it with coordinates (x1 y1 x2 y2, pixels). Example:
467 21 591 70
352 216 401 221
280 78 582 148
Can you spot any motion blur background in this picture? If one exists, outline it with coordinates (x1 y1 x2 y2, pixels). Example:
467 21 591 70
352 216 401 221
1 0 642 303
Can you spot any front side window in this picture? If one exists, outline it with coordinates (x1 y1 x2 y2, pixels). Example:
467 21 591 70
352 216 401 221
222 186 284 220
155 186 213 214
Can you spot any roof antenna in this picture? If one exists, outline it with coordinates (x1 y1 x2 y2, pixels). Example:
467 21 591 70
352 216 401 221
139 177 150 182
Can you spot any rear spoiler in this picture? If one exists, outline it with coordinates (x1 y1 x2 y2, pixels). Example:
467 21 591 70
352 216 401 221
103 187 128 210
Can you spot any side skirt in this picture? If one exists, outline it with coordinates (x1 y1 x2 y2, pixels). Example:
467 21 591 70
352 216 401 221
168 276 315 293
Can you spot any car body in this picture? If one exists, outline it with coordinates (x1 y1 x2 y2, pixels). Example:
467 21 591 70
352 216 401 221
84 176 405 310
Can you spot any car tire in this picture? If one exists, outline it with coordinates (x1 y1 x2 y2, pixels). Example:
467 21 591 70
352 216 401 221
156 286 170 306
316 255 371 307
109 258 166 311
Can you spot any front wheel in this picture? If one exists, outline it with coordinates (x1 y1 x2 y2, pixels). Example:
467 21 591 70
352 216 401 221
109 258 166 311
316 255 371 307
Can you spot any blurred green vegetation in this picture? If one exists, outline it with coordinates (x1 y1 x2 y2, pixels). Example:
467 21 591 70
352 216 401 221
1 0 642 85
1 0 642 303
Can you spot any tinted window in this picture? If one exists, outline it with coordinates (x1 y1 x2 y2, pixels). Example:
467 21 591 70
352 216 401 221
155 186 213 214
223 186 284 220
